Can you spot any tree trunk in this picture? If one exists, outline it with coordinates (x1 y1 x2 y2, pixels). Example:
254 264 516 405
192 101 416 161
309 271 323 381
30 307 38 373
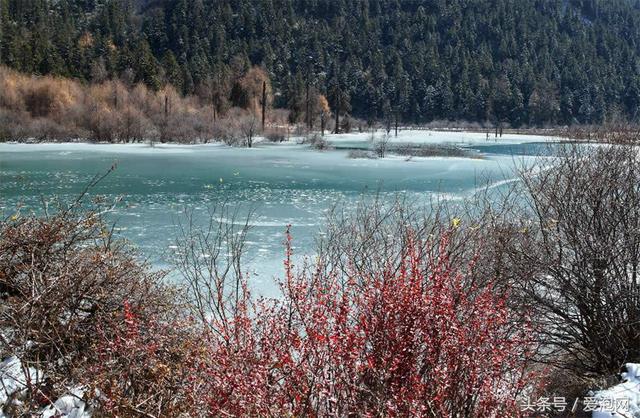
305 80 310 131
321 112 325 136
334 92 340 134
261 81 266 131
394 112 398 137
114 82 118 110
162 95 169 143
212 84 217 122
164 95 168 119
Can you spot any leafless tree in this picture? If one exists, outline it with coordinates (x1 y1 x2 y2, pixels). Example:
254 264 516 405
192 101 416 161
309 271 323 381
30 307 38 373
239 113 259 148
370 131 391 158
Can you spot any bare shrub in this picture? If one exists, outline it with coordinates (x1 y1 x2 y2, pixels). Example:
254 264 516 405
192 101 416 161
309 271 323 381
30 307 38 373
116 105 153 142
269 108 291 129
0 177 180 412
264 128 286 142
89 302 201 417
212 119 242 145
315 196 461 280
393 143 482 158
370 131 391 157
239 113 260 147
172 203 253 330
513 144 640 376
27 117 73 141
86 103 119 142
163 112 200 143
0 68 25 111
211 107 252 146
564 122 640 144
0 109 30 141
304 132 331 150
23 83 57 118
347 149 377 159
128 82 157 117
170 200 536 416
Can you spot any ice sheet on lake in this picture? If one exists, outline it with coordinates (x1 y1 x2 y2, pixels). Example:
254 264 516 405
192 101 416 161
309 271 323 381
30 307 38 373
0 130 552 297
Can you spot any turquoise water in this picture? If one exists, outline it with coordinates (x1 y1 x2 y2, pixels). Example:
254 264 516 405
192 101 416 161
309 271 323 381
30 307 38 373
0 137 553 295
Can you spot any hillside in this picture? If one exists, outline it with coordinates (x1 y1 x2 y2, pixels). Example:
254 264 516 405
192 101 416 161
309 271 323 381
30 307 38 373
2 0 640 126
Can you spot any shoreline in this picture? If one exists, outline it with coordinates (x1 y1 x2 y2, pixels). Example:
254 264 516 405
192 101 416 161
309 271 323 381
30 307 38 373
0 128 565 149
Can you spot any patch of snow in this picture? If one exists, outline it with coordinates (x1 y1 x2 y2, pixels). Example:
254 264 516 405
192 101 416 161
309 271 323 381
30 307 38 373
0 130 561 154
324 129 562 146
0 356 90 418
41 387 90 418
379 154 487 163
0 141 226 154
0 356 42 408
591 363 640 417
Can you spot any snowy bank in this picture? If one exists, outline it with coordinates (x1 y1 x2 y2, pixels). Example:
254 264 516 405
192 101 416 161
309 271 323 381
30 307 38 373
324 129 563 146
0 129 560 153
0 141 226 154
591 363 640 418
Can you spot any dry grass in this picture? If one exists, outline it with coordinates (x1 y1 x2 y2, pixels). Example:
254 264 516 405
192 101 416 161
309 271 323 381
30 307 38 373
563 121 640 143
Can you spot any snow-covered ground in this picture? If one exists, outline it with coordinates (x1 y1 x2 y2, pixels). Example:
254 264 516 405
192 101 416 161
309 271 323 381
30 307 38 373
0 129 561 152
40 387 90 418
0 356 41 415
324 129 563 146
0 141 224 154
592 364 640 418
0 356 89 417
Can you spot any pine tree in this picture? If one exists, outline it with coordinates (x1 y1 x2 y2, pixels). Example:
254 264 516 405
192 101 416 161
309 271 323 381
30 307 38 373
2 0 640 125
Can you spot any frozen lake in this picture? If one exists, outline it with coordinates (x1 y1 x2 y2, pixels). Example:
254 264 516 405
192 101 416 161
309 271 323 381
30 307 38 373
0 130 558 296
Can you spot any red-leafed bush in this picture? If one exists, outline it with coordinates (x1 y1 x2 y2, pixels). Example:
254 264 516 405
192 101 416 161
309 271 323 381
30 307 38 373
89 301 203 417
6 204 535 416
196 228 536 417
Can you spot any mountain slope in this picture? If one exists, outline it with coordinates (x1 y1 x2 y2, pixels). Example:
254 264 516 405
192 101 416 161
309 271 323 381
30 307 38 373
2 0 640 126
